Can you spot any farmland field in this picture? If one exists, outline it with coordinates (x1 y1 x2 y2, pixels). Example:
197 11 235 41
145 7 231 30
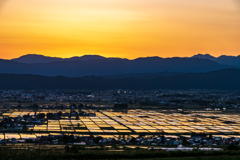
1 108 240 139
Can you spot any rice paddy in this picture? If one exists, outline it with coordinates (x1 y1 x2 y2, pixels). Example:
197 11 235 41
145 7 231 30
1 109 240 139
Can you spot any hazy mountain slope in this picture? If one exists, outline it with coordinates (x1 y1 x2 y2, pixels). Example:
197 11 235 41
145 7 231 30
104 71 181 79
0 57 231 77
0 68 239 90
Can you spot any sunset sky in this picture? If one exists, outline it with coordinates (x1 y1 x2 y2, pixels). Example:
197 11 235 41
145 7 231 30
0 0 240 59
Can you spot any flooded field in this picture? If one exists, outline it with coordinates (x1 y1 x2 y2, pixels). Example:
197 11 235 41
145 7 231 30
1 109 240 139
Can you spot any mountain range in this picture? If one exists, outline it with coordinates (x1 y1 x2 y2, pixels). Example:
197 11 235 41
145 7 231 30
191 54 240 67
0 68 240 90
12 54 240 67
0 54 237 77
0 53 239 90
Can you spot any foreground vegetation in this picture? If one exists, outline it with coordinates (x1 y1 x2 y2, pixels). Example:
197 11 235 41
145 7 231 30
125 157 240 160
0 144 240 160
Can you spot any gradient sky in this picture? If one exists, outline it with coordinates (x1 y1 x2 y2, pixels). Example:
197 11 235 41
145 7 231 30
0 0 240 59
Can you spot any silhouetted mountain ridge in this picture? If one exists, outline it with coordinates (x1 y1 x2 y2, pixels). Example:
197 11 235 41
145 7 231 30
191 54 240 67
11 54 240 68
11 54 63 64
12 54 125 64
0 55 232 77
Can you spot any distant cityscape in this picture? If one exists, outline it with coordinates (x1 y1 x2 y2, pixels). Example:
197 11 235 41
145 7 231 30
0 90 239 109
0 89 240 148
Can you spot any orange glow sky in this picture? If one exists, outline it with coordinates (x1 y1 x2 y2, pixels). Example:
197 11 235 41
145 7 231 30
0 0 240 59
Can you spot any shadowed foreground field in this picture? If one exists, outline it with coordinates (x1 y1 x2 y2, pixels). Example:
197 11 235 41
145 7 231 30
125 157 240 160
1 146 240 160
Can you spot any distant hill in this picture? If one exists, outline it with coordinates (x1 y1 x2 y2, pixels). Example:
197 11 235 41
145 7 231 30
0 56 232 77
11 54 64 64
191 54 216 61
12 54 124 64
0 68 240 90
104 71 181 79
191 54 240 67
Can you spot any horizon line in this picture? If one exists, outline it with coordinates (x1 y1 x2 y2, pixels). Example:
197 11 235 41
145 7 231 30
5 53 240 61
